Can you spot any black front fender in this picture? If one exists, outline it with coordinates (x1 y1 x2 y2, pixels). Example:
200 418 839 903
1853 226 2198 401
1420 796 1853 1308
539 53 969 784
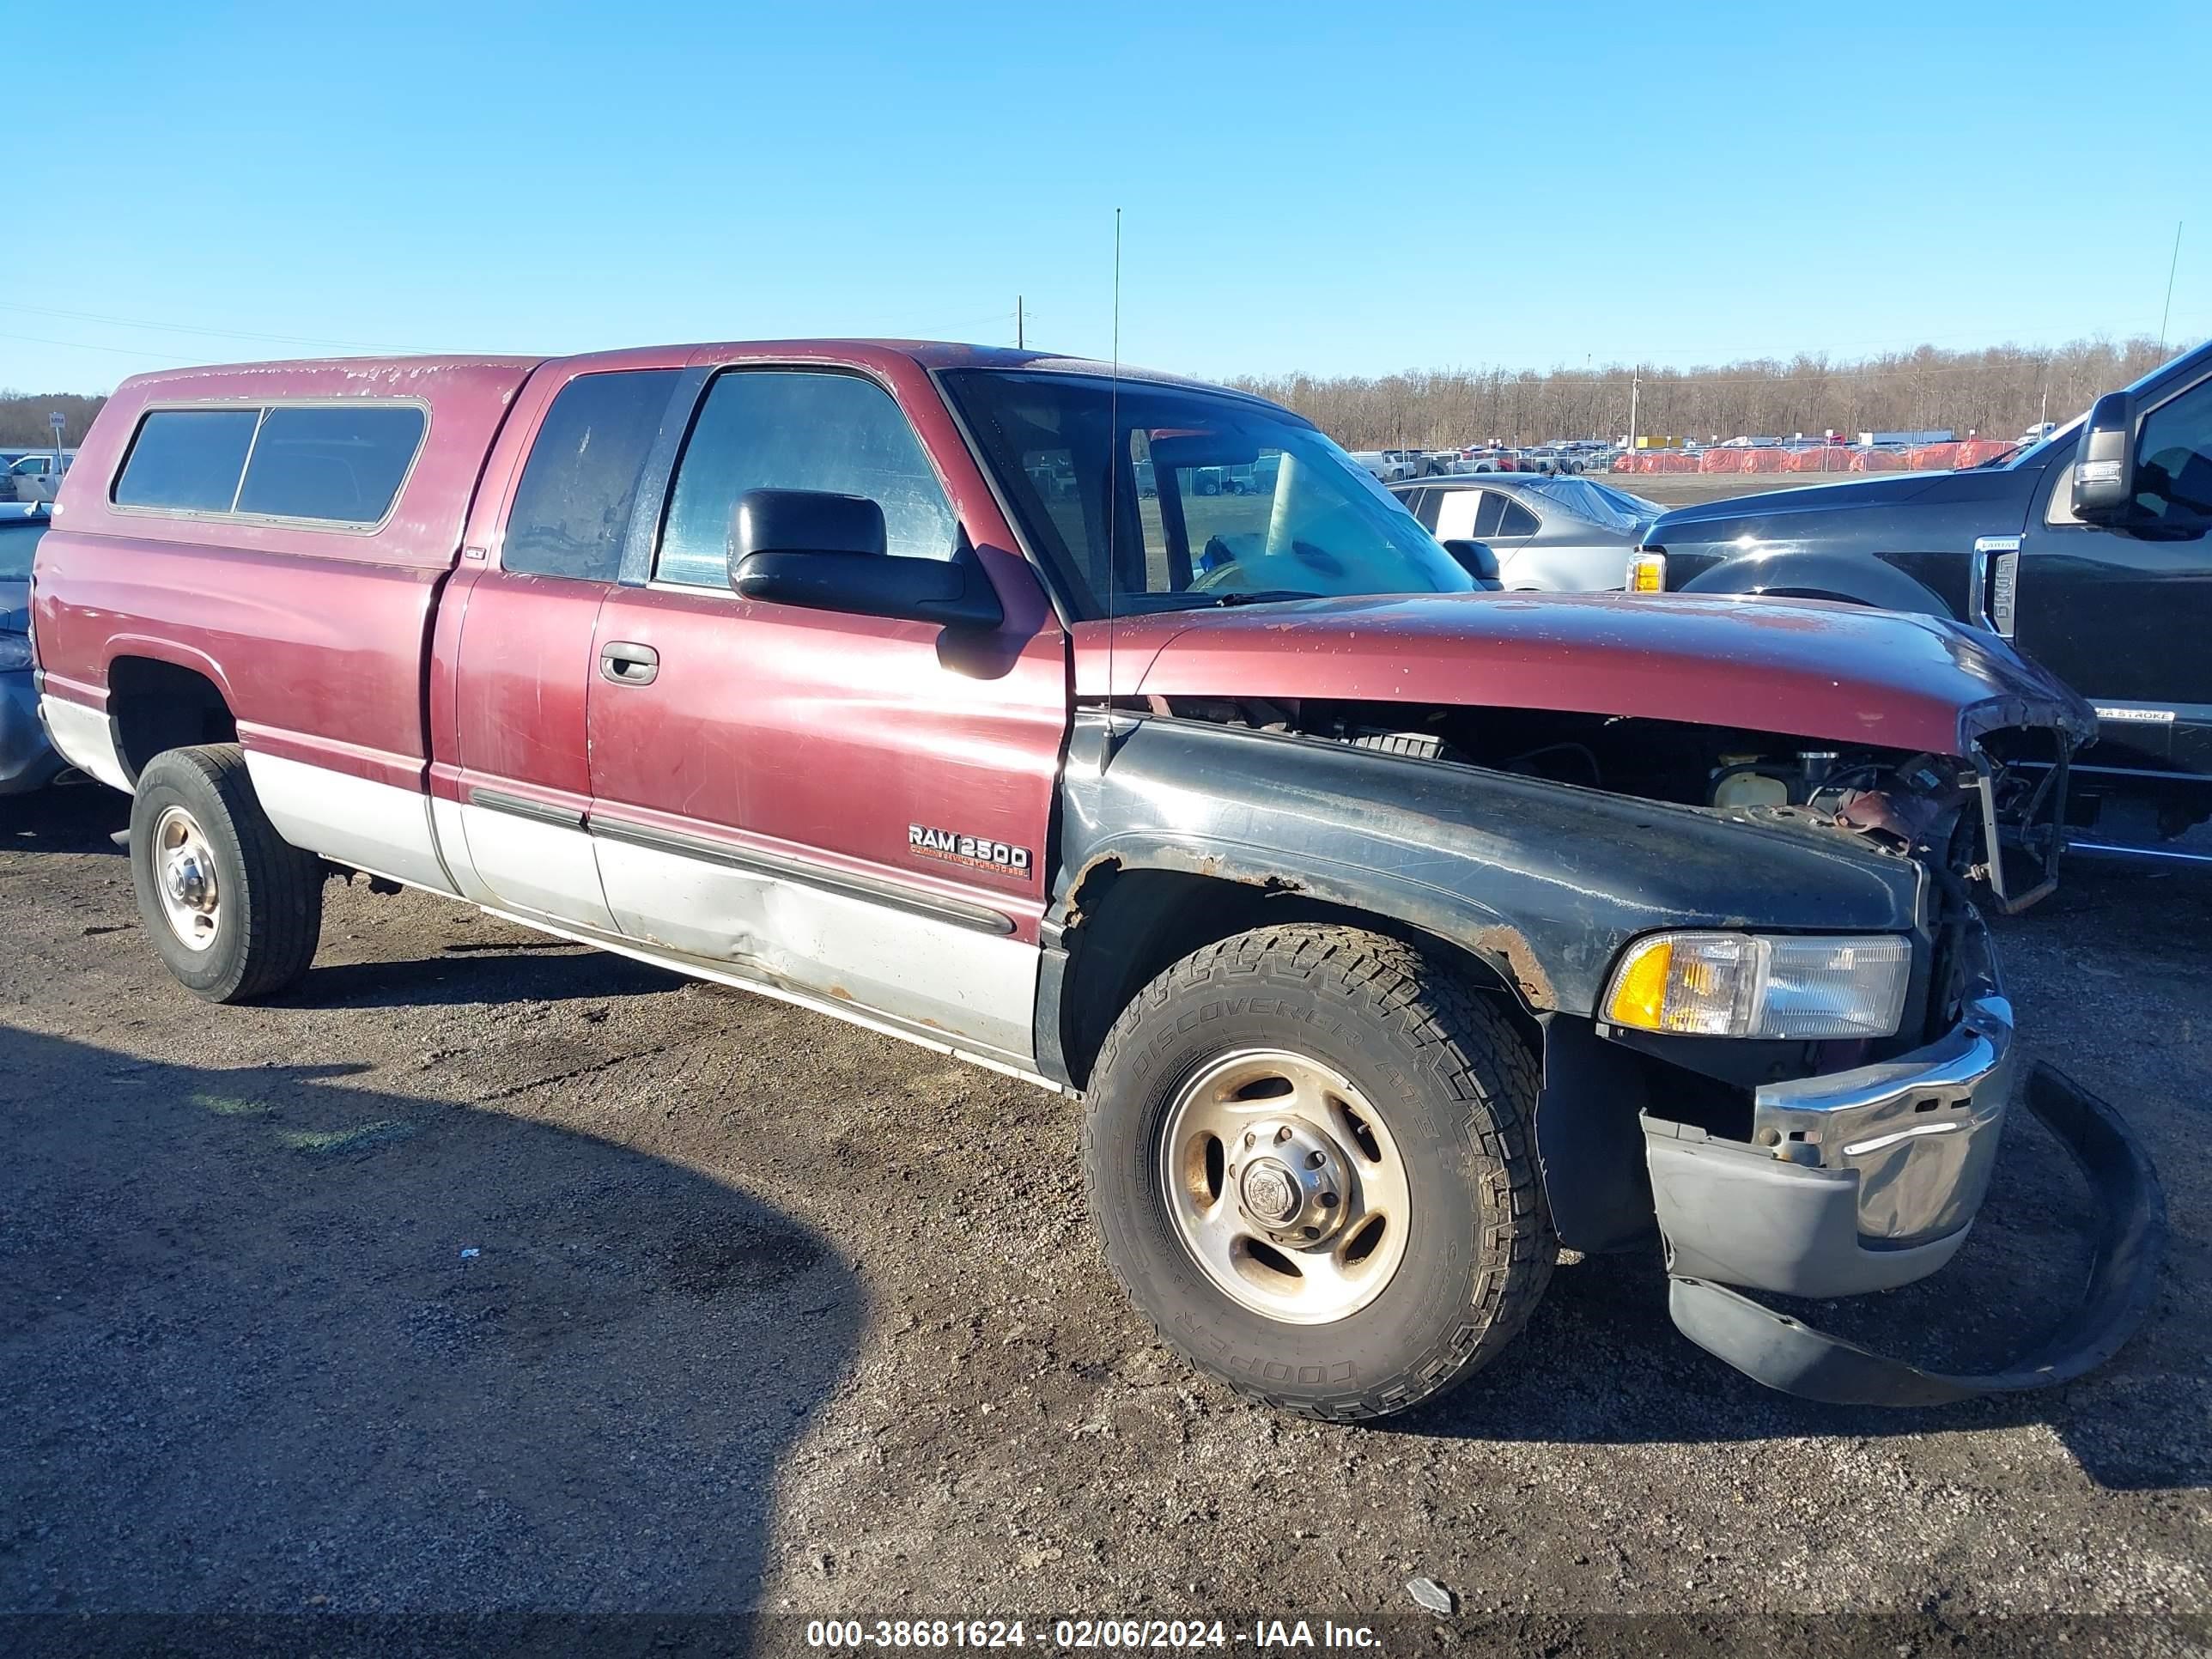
1044 713 1926 1074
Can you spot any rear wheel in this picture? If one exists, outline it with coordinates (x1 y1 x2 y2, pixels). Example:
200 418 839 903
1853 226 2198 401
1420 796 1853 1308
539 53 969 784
1082 924 1554 1420
130 744 323 1003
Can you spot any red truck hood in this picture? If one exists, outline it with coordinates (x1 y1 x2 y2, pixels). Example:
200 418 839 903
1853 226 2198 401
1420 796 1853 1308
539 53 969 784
1070 591 2095 757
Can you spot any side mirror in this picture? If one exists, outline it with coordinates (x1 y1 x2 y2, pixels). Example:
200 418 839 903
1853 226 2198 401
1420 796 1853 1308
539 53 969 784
727 488 1003 629
1442 538 1503 587
2071 392 2136 524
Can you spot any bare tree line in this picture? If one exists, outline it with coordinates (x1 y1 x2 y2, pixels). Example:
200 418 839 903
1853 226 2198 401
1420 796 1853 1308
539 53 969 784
0 393 106 448
1230 337 2192 450
5 334 2197 456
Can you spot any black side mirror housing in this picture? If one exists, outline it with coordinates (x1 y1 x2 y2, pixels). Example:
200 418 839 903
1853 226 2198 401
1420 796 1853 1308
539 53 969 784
1442 538 1504 588
727 488 1003 629
2071 392 2136 524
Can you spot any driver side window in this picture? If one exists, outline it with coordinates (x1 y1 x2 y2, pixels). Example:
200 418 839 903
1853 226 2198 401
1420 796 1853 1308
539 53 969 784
657 370 958 588
2132 376 2212 534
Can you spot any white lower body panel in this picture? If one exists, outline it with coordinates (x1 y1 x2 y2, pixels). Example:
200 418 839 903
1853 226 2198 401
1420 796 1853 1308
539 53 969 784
39 696 131 793
242 752 459 896
593 836 1040 1066
454 801 618 933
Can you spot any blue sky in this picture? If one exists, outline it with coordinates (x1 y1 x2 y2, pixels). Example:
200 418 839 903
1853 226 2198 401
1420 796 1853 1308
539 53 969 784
9 2 2208 393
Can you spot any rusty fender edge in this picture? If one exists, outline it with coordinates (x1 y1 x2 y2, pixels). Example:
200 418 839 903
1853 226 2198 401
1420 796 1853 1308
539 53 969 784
1668 1063 2166 1407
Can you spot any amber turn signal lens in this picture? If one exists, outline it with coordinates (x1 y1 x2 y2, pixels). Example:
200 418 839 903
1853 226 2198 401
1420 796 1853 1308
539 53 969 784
1626 550 1667 594
1607 936 1674 1027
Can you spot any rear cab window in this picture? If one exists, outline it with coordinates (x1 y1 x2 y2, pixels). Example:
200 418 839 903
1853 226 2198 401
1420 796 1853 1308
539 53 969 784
499 369 678 581
112 404 427 526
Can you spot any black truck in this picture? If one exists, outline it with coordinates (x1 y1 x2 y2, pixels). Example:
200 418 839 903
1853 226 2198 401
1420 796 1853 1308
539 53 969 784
1638 337 2212 860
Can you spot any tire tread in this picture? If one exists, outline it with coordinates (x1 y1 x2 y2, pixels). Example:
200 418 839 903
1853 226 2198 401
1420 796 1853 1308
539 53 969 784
131 744 322 1002
1082 922 1555 1422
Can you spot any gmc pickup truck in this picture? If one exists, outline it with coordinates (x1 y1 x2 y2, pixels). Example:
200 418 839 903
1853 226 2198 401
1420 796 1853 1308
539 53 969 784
33 343 2161 1419
1637 337 2212 861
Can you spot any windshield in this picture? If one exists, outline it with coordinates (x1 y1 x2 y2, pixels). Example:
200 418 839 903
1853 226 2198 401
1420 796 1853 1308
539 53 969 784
0 519 44 581
1517 476 1658 532
942 371 1474 616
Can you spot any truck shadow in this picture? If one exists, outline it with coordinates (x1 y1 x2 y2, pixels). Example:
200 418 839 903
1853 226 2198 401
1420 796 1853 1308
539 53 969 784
0 1025 864 1623
298 946 684 1010
1 778 129 852
1400 1091 2203 1493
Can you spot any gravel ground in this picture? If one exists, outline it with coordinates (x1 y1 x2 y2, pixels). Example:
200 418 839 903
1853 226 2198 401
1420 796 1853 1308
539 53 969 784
2 783 2206 1657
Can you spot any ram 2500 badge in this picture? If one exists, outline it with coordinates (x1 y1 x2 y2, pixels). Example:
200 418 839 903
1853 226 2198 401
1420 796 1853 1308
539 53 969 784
32 343 2163 1417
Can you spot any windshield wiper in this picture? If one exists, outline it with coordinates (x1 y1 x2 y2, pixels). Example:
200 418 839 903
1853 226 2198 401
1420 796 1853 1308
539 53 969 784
1206 589 1322 607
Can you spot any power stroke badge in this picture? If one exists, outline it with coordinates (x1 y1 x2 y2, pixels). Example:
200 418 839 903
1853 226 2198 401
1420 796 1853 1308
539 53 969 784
909 823 1033 878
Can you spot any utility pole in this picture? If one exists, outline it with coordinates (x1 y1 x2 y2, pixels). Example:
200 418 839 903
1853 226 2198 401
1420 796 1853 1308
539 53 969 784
1016 295 1024 350
1627 365 1640 447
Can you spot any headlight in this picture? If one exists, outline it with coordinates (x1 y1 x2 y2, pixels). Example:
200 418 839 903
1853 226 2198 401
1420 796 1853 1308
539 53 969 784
1603 931 1911 1040
0 634 31 672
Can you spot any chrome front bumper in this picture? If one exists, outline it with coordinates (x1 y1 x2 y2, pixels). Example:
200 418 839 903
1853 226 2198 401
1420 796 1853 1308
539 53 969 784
1638 918 2166 1407
1643 938 2014 1300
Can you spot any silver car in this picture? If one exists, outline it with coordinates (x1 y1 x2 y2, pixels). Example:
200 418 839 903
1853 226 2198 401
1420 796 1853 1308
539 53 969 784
1391 473 1664 591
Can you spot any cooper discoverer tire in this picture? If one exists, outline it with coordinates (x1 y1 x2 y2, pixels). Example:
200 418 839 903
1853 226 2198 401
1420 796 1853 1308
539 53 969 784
1082 924 1555 1421
129 744 324 1004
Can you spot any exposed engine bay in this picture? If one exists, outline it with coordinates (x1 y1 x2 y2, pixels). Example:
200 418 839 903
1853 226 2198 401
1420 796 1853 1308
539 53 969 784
1137 695 2069 909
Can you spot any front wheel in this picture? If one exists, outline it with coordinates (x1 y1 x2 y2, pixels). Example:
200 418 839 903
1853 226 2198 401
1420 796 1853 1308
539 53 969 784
130 744 324 1003
1082 925 1555 1420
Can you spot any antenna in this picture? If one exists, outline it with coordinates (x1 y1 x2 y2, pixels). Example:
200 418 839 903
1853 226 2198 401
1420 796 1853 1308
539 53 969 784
1105 208 1121 744
2159 221 2183 351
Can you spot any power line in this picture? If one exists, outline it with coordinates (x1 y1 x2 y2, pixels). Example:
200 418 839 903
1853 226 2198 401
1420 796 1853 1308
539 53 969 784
0 301 425 354
0 329 203 364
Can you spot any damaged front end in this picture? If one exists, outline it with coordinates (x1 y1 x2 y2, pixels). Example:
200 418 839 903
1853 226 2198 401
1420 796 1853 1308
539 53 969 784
1120 704 2152 1407
1627 912 2165 1406
1064 590 2151 1405
1137 691 2077 920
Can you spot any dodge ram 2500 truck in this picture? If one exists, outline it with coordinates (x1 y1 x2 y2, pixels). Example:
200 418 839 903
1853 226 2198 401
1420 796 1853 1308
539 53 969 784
32 343 2162 1418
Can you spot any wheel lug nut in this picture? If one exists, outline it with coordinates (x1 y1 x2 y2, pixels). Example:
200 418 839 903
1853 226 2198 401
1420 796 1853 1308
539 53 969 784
1274 1126 1292 1143
1302 1225 1320 1238
1243 1132 1255 1148
1320 1193 1338 1208
1305 1151 1325 1169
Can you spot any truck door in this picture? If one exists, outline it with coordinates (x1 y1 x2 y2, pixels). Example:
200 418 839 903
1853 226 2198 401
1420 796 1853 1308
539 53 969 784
583 362 1067 1071
2017 367 2212 767
440 366 686 929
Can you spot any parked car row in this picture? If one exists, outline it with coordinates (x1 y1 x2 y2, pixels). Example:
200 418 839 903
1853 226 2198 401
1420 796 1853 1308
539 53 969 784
16 337 2166 1424
1353 441 1618 483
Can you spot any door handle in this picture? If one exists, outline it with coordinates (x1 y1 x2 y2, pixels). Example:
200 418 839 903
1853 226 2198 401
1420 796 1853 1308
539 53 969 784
599 641 659 686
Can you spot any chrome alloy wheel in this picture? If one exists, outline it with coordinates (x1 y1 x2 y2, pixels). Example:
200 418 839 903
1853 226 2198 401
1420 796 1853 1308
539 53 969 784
151 804 222 952
1159 1048 1413 1325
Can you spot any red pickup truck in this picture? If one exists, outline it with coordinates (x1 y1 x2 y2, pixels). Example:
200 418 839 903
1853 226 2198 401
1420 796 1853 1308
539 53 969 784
32 342 2160 1419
